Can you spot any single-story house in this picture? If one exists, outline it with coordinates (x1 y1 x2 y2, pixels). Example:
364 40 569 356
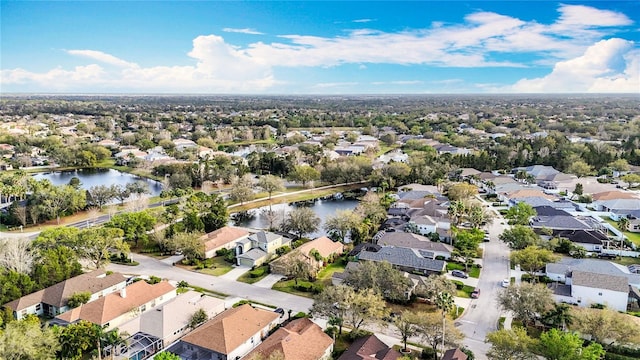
337 334 401 360
3 270 127 320
376 232 453 259
166 304 280 360
200 226 250 258
245 318 334 360
358 246 446 275
52 280 176 331
554 230 608 252
270 236 344 275
173 138 198 151
442 348 468 360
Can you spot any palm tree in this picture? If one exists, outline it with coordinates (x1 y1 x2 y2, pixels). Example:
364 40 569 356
435 291 454 357
447 200 466 227
542 303 573 331
618 217 630 232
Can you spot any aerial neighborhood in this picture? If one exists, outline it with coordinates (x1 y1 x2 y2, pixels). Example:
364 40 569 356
1 95 640 360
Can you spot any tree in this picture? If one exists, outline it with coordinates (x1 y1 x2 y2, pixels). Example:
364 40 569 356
311 285 387 334
258 174 285 201
173 232 204 262
288 165 320 187
188 308 208 329
343 261 413 302
621 173 640 188
54 320 101 360
609 158 630 172
414 275 457 304
468 203 493 229
571 307 640 345
168 172 193 190
485 328 537 360
497 282 554 326
106 210 156 247
67 291 91 308
32 226 80 250
541 303 573 331
414 311 464 360
510 246 559 279
229 174 254 205
394 311 421 352
154 353 181 360
87 185 117 208
452 228 483 271
0 316 60 360
283 207 320 239
355 192 387 226
435 291 455 356
500 225 541 250
10 204 27 227
567 160 594 178
617 217 630 232
323 209 361 242
76 227 128 268
446 183 478 201
505 202 537 226
31 246 83 288
572 183 584 199
280 251 315 285
537 329 604 360
447 200 466 227
37 184 86 224
0 237 34 274
486 327 537 360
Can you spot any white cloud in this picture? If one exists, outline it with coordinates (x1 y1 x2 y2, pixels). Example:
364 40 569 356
510 38 639 93
66 50 138 68
556 4 632 27
222 28 264 35
353 19 374 23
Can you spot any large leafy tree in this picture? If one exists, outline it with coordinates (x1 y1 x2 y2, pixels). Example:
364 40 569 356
510 246 559 279
497 282 554 326
343 261 413 303
258 174 285 201
537 329 604 360
106 210 156 247
229 174 254 205
486 328 537 360
311 285 387 334
571 307 640 345
446 182 478 201
33 184 86 224
0 316 60 360
54 320 101 360
505 202 537 226
32 246 83 288
283 207 320 239
414 311 464 360
288 165 320 187
500 225 541 250
414 275 457 304
323 209 361 243
173 232 205 262
393 311 421 352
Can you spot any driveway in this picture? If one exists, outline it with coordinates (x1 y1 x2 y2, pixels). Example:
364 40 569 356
219 265 251 281
253 273 285 288
445 272 480 287
107 253 314 314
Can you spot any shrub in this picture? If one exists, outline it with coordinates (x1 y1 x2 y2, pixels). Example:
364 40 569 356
276 246 291 256
250 268 265 278
347 329 372 341
146 276 162 284
224 253 236 264
216 248 229 257
590 303 606 309
451 280 464 290
435 255 445 260
421 347 436 360
292 311 308 319
177 281 189 288
233 300 251 308
324 326 338 338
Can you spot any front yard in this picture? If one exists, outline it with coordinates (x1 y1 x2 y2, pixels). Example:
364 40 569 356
182 256 234 276
446 262 481 278
237 265 270 284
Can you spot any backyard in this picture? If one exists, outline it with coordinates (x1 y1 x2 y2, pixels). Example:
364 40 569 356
604 218 640 247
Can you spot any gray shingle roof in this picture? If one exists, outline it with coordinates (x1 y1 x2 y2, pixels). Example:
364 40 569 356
546 258 640 287
376 232 453 254
571 271 629 292
358 246 445 272
530 215 591 231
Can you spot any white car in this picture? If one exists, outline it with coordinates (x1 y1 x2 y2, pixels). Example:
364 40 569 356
501 279 510 288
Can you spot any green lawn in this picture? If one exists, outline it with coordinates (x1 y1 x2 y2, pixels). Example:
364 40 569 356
316 259 347 286
237 265 270 284
604 218 640 247
612 256 640 266
271 279 317 298
195 257 234 276
446 262 481 278
456 285 476 298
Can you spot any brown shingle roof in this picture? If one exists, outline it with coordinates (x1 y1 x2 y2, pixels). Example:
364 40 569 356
295 236 345 259
200 226 249 252
181 304 280 354
338 335 401 360
442 348 468 360
592 191 639 201
245 318 333 360
3 269 126 311
55 280 175 325
506 189 555 200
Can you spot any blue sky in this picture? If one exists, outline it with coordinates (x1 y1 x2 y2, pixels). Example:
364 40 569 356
1 1 638 94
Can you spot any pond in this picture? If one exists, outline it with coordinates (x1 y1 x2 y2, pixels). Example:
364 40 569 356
234 198 359 238
32 168 163 196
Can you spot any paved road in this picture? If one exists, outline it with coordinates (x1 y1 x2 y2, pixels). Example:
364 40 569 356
106 253 315 314
456 200 511 359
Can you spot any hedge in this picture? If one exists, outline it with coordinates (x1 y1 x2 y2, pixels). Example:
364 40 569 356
250 268 266 278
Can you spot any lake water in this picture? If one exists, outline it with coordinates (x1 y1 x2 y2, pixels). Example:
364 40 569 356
235 199 359 238
32 168 163 196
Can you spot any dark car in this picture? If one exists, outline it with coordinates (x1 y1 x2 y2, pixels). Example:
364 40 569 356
471 288 480 298
274 308 285 317
451 270 468 279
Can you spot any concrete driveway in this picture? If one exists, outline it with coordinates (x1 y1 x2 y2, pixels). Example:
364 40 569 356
254 273 285 288
446 272 480 287
220 265 251 281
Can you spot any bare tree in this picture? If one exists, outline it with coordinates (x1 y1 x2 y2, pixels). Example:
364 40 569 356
86 207 101 227
12 205 27 227
0 237 34 274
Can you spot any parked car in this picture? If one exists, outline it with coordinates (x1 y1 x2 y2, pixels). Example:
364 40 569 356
471 288 480 298
483 234 490 242
274 308 285 317
501 279 510 288
451 270 468 279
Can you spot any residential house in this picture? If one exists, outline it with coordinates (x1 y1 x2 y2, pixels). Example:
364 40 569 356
166 304 280 360
358 246 446 275
245 318 334 360
554 230 608 252
97 139 120 148
530 206 603 233
442 348 468 360
270 236 344 275
173 138 198 151
337 334 401 360
200 226 250 259
376 232 453 259
3 270 127 320
236 231 291 267
52 280 176 331
118 290 226 348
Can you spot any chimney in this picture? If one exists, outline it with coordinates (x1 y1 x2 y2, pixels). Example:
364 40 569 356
120 288 127 298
